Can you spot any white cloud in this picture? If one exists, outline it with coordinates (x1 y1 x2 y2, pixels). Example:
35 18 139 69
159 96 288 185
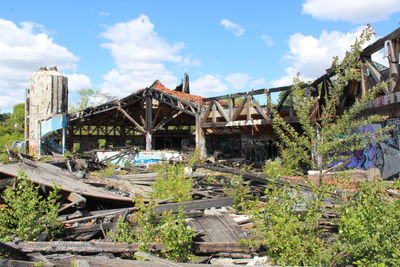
225 73 251 90
271 28 380 87
220 19 245 37
100 14 198 96
191 73 269 96
251 78 267 88
191 74 228 96
261 34 275 46
302 0 400 23
67 73 93 92
0 18 80 109
98 11 110 17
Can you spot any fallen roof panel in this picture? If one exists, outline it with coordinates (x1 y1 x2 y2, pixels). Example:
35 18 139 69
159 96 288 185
0 162 133 204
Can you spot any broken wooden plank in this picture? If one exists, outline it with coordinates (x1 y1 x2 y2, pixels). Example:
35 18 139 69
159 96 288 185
2 241 253 254
134 252 184 267
0 162 132 203
52 256 246 267
62 197 233 224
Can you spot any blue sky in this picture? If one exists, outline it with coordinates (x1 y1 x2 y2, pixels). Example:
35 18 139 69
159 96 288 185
0 0 400 111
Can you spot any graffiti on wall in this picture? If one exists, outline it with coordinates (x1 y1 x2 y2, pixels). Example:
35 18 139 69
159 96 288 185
347 118 400 179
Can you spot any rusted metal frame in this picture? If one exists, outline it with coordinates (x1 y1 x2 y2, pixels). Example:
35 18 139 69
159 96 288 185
309 101 321 122
212 100 229 122
249 95 270 120
231 96 248 121
116 102 146 133
151 110 184 134
387 39 400 92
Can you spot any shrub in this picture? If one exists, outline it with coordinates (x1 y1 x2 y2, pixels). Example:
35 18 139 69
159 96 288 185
151 164 192 202
263 158 295 179
132 197 196 262
335 180 400 266
159 209 196 262
243 181 333 266
108 216 135 243
0 172 62 241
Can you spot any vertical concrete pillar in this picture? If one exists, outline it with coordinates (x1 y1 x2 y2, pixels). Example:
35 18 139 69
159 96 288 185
145 92 153 151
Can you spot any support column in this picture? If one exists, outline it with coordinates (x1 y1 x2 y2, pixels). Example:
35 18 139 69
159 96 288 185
62 127 66 155
195 111 205 157
145 92 153 151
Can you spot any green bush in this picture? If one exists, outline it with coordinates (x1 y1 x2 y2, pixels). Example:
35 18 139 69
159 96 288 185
0 172 62 241
108 216 135 243
243 181 333 266
159 208 196 262
131 197 196 262
151 164 192 202
335 180 400 266
263 158 295 179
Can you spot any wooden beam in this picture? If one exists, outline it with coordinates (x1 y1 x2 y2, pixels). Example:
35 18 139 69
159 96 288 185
388 40 400 92
231 97 247 121
250 96 270 120
116 103 145 133
362 27 400 56
213 100 229 122
2 241 252 254
151 110 183 134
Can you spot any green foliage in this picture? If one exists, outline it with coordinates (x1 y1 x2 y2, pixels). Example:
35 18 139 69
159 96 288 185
159 209 196 262
132 197 195 262
244 181 333 266
69 88 115 113
224 173 251 211
335 180 400 266
185 149 204 166
0 172 62 241
92 165 119 177
108 216 135 243
0 103 25 151
132 197 159 253
263 158 295 179
151 164 192 202
269 26 391 174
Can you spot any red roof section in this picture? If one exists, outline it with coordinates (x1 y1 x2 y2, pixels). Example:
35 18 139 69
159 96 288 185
144 80 204 103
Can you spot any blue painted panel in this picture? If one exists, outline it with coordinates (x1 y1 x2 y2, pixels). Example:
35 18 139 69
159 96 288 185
40 114 67 138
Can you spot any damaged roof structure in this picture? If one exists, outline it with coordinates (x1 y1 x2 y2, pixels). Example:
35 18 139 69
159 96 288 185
0 27 399 266
25 27 400 177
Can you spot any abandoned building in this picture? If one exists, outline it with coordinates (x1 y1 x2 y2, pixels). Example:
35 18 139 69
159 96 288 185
25 27 400 178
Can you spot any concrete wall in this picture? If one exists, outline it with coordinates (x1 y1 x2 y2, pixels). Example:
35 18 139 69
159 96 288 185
27 67 68 156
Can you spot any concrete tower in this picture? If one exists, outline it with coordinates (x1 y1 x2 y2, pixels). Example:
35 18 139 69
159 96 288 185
25 66 68 157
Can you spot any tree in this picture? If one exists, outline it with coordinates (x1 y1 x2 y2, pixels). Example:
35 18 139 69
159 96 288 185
0 103 25 151
269 26 390 177
69 88 115 113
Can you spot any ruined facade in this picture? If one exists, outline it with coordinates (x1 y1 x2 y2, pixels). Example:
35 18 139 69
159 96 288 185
26 67 68 157
25 27 400 178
